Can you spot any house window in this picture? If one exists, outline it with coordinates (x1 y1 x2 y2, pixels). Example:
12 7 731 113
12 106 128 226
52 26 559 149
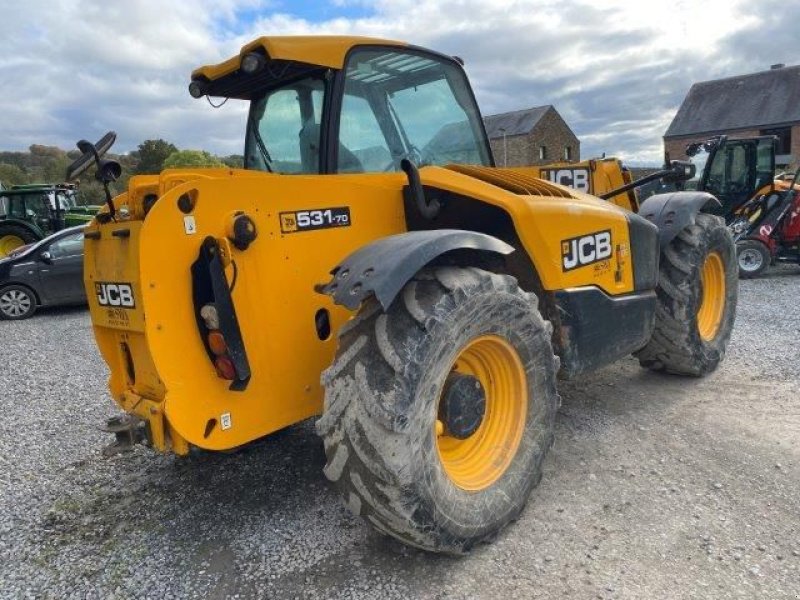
539 145 547 160
760 127 791 154
564 146 572 161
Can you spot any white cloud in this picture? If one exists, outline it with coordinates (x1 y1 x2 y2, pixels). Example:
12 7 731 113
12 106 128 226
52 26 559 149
0 0 796 163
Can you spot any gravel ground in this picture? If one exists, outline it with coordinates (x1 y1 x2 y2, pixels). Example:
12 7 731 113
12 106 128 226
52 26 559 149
1 266 799 599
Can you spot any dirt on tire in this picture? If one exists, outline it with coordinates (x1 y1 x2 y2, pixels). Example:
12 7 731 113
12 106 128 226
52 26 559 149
636 213 738 376
316 266 559 554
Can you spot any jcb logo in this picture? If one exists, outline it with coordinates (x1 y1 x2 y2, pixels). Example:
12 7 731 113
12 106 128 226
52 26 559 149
561 230 612 271
541 168 591 193
96 282 135 308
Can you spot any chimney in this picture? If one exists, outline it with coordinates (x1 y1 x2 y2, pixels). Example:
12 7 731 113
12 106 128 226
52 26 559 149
770 63 785 70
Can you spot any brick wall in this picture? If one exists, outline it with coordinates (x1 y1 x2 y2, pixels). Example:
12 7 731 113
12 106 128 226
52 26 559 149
532 108 580 166
488 110 580 167
490 134 531 167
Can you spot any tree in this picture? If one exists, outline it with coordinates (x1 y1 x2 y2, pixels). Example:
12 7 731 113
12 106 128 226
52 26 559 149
221 154 244 168
163 150 225 169
0 163 28 187
135 139 178 174
42 154 69 182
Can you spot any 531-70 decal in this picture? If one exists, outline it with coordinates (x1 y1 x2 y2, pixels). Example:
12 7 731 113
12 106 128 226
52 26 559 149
279 207 351 233
561 230 612 271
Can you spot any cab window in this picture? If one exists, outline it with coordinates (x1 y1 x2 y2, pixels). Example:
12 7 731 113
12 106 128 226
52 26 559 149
338 48 491 173
246 76 326 174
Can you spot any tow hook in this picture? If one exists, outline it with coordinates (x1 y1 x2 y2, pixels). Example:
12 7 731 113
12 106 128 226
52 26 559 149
101 414 147 457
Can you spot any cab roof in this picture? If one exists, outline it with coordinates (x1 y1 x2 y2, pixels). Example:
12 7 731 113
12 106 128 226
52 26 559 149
192 35 406 81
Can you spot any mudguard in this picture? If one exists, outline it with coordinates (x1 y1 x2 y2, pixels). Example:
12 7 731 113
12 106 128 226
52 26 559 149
638 191 720 248
319 229 514 310
0 218 43 238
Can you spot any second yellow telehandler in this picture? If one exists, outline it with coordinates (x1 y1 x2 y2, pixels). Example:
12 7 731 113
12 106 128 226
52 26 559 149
74 35 738 554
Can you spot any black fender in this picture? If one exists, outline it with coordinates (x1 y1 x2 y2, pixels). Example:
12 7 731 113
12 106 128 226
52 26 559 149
638 191 720 248
319 229 514 310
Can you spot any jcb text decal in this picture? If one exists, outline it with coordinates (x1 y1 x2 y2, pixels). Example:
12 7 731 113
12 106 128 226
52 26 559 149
95 282 135 308
541 168 591 193
561 230 612 271
279 207 351 233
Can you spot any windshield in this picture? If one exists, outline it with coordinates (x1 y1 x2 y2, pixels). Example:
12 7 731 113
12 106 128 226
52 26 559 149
338 49 491 172
245 75 326 174
683 149 710 191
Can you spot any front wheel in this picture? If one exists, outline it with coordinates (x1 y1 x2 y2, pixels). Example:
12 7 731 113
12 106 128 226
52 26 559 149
0 284 37 320
736 239 771 279
636 213 738 376
317 267 559 554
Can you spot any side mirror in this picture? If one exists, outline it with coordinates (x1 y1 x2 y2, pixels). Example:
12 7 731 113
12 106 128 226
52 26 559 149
663 160 696 183
65 131 119 219
40 251 53 264
66 132 116 181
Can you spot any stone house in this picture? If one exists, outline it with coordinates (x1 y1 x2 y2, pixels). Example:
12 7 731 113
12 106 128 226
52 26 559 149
664 64 800 168
483 106 580 167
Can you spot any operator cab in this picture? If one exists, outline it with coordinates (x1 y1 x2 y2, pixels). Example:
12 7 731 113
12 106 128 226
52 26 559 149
683 135 775 217
189 38 494 175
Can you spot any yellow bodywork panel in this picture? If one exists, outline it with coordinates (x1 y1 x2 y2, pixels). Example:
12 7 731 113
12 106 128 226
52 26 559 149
511 158 639 213
85 166 634 453
193 36 406 81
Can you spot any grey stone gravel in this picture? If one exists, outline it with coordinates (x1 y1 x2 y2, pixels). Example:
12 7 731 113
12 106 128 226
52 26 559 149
0 265 798 598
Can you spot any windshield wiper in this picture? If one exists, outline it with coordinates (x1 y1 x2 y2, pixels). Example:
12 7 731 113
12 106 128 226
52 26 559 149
247 111 274 173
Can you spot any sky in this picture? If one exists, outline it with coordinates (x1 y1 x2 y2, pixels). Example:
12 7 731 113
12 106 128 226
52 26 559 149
0 0 797 164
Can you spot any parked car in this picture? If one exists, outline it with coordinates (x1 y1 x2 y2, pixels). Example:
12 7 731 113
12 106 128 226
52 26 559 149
0 225 86 320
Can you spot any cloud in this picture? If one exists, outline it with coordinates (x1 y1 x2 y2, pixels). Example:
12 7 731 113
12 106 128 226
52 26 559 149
0 0 797 164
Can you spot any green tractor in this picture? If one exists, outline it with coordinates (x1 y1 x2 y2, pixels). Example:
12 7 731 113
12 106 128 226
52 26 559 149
0 183 99 256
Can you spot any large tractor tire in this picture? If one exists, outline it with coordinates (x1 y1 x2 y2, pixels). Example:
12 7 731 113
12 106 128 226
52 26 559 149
735 239 771 279
0 223 39 257
636 213 737 376
317 267 559 554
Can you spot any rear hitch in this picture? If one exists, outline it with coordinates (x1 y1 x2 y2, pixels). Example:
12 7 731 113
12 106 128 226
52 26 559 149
101 414 147 457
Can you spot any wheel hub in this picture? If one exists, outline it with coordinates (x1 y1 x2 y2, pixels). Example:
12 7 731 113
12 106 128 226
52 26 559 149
0 289 31 317
738 248 762 271
439 373 486 439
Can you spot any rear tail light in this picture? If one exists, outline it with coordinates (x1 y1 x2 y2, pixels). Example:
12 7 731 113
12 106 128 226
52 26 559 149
214 356 236 380
207 330 227 356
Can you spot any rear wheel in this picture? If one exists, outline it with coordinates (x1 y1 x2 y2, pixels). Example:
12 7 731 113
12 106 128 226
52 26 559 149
317 267 559 554
736 239 771 278
636 213 737 376
0 224 39 257
0 284 37 320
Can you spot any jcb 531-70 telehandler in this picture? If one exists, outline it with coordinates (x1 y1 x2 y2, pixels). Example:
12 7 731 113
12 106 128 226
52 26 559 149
74 36 738 554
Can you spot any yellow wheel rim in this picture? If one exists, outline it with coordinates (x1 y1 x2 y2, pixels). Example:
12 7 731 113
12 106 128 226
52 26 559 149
697 251 726 341
0 235 25 257
436 335 527 491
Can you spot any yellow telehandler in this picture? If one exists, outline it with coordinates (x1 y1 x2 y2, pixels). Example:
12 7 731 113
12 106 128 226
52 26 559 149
73 36 738 554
